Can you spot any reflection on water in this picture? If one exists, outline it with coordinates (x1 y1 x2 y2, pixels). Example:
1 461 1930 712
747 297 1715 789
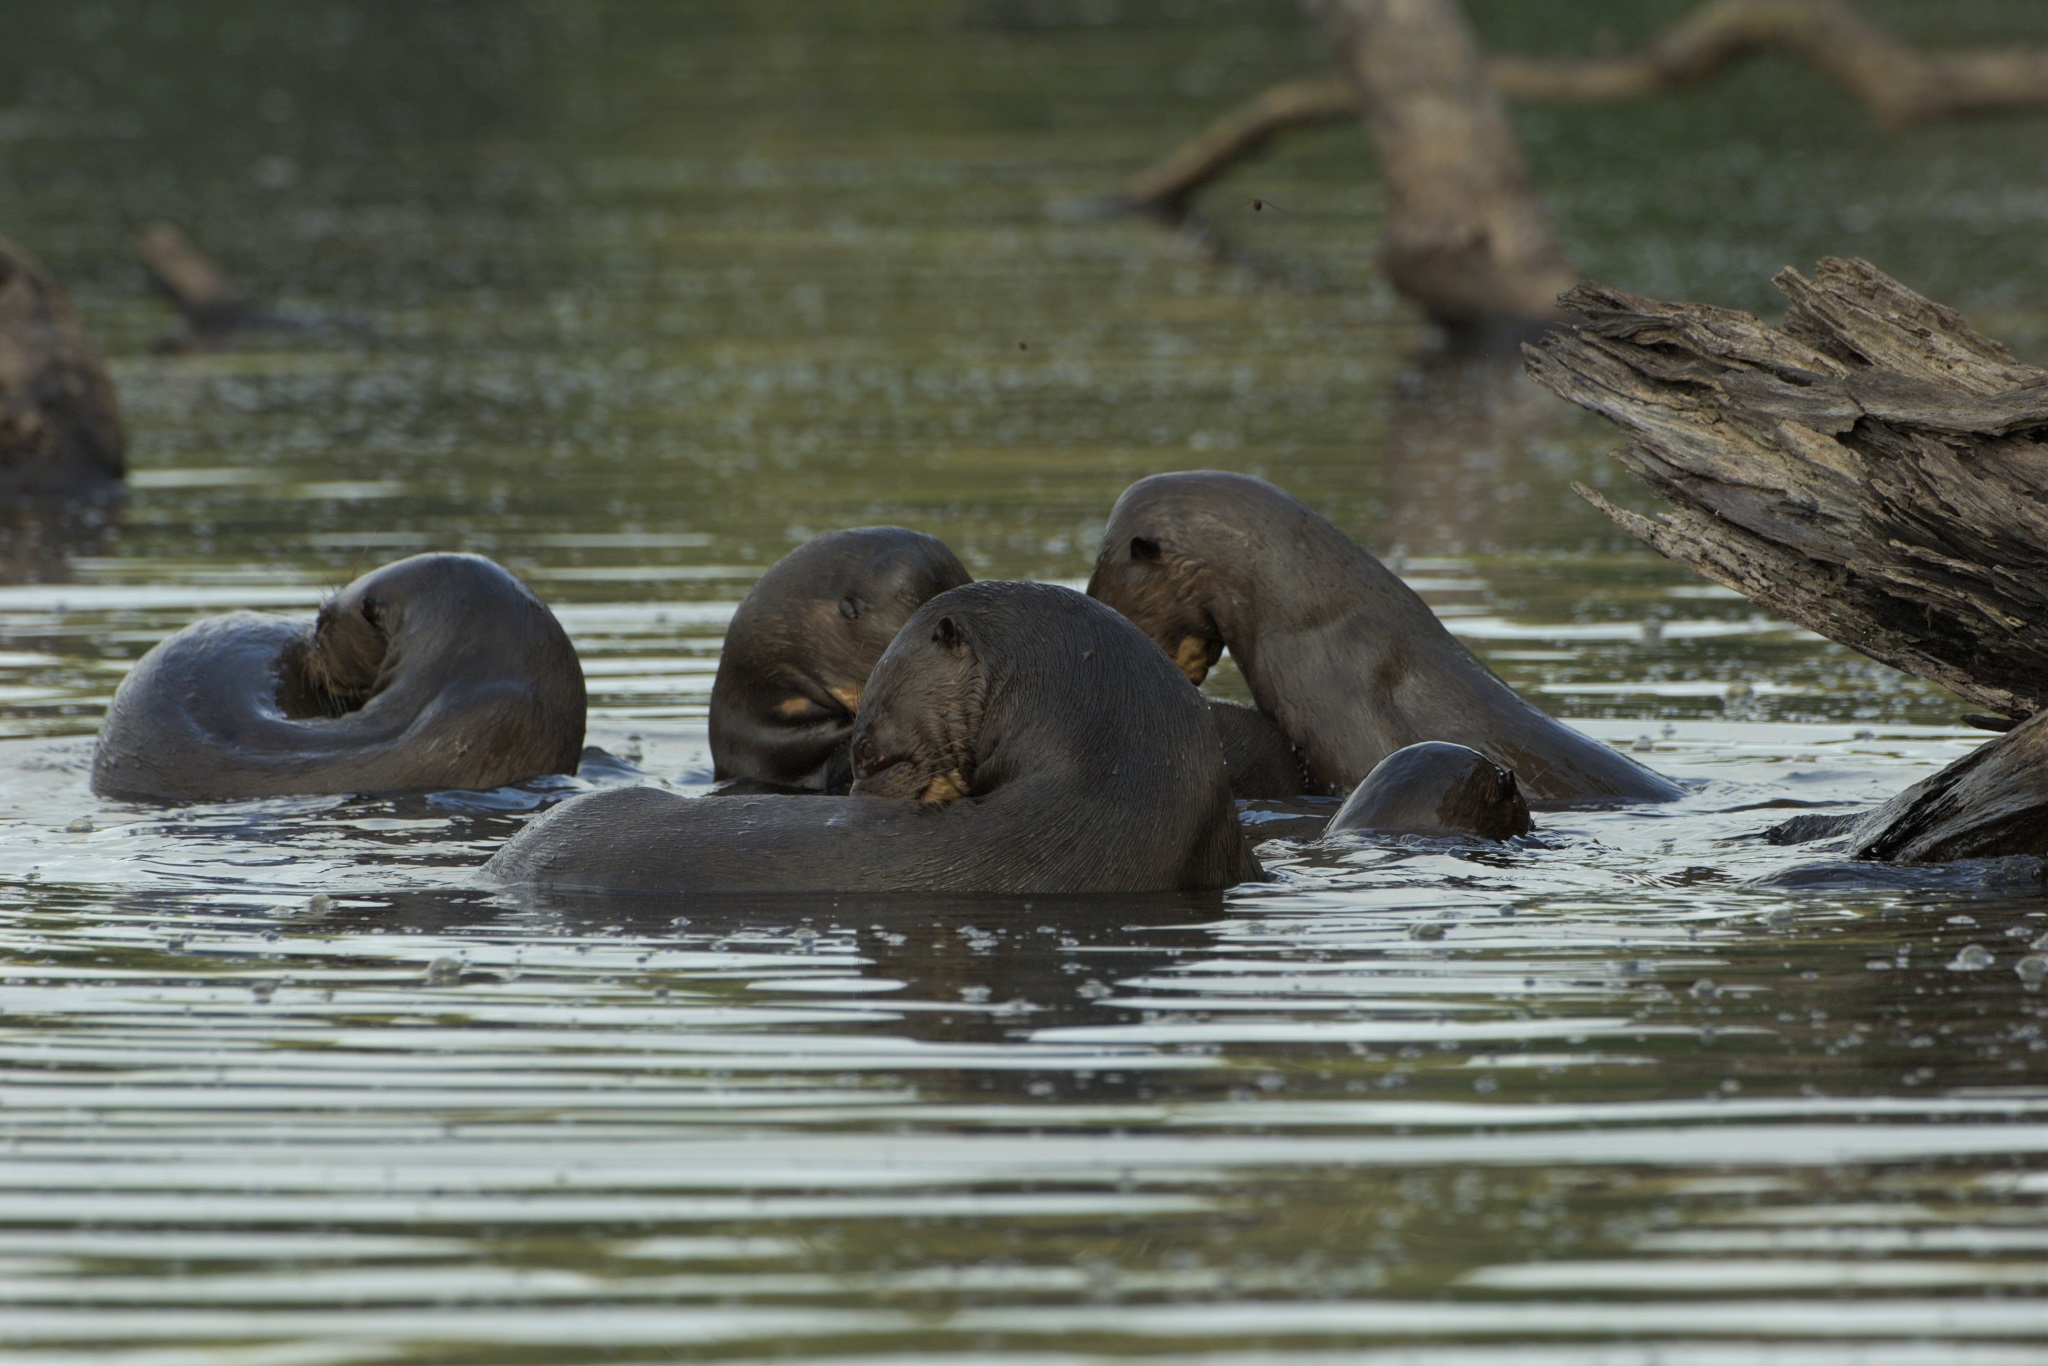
3 1 2048 1361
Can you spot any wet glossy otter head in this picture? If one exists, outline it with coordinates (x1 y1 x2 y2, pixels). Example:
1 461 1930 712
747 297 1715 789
1087 471 1339 685
710 527 971 791
847 579 1227 809
1326 741 1532 841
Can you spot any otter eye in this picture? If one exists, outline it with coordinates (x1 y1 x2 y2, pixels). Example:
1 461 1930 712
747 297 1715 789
838 595 864 621
1130 536 1162 562
362 596 385 627
932 615 964 653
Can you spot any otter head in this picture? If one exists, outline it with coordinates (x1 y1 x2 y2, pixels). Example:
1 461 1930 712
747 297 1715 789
847 603 986 804
1327 741 1532 842
1086 472 1282 686
279 573 393 718
1090 471 1373 686
710 528 971 791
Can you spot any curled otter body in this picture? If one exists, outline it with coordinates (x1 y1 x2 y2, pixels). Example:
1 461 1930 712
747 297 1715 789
92 553 585 800
1326 742 1532 841
710 527 970 793
1086 471 1682 805
488 581 1261 895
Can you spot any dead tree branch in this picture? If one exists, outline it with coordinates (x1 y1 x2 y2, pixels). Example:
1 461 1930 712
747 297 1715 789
1525 256 2048 722
0 237 124 492
1529 257 2048 863
1303 0 1578 330
1124 0 2048 220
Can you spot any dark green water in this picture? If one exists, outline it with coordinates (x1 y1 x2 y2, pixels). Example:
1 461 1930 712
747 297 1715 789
2 3 2046 1361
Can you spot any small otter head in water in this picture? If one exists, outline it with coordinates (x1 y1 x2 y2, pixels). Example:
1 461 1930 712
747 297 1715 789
1326 741 1532 842
711 528 971 791
847 604 985 803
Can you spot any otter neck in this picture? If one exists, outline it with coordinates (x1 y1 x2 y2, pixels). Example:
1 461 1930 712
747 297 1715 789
1203 525 1468 793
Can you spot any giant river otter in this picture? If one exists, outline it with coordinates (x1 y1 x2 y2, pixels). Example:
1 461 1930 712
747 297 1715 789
487 581 1262 894
1326 741 1532 841
1087 471 1682 804
707 524 1304 801
92 553 586 800
710 527 970 793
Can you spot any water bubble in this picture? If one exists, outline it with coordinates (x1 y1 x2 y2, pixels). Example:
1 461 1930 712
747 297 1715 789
1689 979 1719 1001
1631 735 1654 752
306 893 333 914
2015 954 2048 988
423 957 463 986
1639 620 1663 646
64 817 93 834
1947 943 1994 972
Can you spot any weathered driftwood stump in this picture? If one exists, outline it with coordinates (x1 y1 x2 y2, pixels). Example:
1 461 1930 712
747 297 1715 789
0 237 124 493
1526 257 2048 862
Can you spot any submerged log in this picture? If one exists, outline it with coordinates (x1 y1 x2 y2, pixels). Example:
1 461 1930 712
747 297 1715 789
1526 257 2048 862
0 237 125 492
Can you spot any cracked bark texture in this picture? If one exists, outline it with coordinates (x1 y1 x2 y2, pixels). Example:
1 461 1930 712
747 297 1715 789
1527 257 2048 862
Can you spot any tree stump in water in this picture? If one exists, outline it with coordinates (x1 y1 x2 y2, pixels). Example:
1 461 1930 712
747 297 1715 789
0 238 125 493
1525 257 2048 861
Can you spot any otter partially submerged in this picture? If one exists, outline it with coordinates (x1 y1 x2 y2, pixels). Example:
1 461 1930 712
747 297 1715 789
92 553 586 800
1087 471 1681 805
1326 741 1532 841
710 527 970 793
708 524 1304 800
487 581 1261 894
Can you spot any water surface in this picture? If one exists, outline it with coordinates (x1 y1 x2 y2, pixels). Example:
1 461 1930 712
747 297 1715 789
2 3 2046 1360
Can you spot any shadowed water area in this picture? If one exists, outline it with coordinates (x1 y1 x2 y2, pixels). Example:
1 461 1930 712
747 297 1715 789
3 1 2048 1360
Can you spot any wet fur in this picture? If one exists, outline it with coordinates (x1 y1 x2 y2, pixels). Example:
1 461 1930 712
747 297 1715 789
92 553 586 800
709 527 970 792
1326 741 1532 841
1087 471 1682 805
487 581 1262 894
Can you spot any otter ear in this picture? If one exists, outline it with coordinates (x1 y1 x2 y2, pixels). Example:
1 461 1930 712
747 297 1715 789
1130 535 1162 563
838 594 866 621
932 615 966 655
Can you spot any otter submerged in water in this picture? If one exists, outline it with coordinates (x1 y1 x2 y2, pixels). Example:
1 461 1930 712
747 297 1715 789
487 581 1261 894
1087 471 1681 805
708 525 1303 800
92 553 586 800
709 526 970 793
1325 741 1532 841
